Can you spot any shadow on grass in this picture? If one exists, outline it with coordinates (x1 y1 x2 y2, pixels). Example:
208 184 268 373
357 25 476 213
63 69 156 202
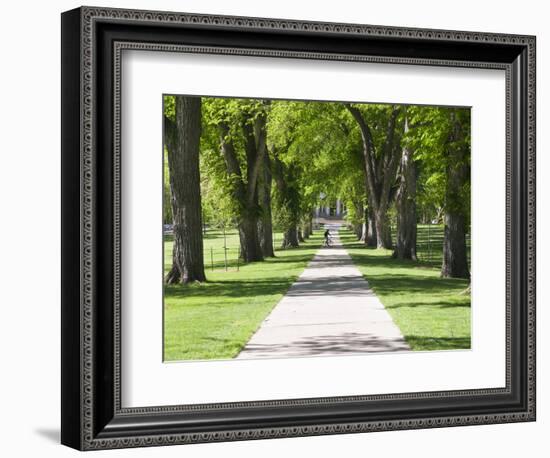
345 246 468 279
405 335 471 350
386 299 470 309
165 278 296 300
362 273 468 295
203 252 316 270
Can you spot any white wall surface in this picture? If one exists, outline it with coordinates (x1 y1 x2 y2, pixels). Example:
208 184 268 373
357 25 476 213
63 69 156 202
0 0 546 456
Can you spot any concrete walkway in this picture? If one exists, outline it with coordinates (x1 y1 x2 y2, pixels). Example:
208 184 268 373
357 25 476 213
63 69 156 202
236 230 410 359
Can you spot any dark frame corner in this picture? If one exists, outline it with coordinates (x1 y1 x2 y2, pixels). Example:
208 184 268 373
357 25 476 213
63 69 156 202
61 5 536 450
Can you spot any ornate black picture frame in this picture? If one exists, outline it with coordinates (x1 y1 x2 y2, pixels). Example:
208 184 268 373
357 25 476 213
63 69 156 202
61 6 536 450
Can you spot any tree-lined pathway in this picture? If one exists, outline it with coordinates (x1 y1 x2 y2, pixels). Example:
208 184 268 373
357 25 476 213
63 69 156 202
237 227 410 359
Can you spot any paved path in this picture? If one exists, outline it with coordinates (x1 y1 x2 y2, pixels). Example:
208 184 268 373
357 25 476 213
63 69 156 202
236 230 410 359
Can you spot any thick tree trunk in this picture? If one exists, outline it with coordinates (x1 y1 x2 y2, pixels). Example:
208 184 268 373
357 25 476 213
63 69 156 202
365 207 377 247
281 227 299 248
354 223 363 240
301 220 311 239
298 228 305 243
239 215 264 263
441 213 469 278
393 120 417 260
301 226 308 239
441 111 470 279
373 209 392 249
164 96 206 284
258 218 274 258
257 154 275 257
353 202 365 241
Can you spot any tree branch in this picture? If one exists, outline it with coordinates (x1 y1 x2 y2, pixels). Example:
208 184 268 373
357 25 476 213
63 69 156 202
218 122 246 202
242 112 268 206
379 107 401 212
344 103 379 209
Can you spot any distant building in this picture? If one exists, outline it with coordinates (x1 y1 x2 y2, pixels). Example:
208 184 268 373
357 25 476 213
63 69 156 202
315 194 345 218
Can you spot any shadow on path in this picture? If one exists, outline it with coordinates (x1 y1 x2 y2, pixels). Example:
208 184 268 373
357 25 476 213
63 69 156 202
241 332 410 357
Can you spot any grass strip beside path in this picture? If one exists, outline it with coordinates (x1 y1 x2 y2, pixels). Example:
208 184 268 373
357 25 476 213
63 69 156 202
341 229 471 351
164 231 323 361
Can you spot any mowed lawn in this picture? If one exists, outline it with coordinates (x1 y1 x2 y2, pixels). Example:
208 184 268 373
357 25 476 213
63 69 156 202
341 226 471 351
164 229 322 361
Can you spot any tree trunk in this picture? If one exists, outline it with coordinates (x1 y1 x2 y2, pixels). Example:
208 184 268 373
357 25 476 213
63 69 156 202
257 218 275 258
257 154 275 257
354 202 365 241
393 119 417 260
281 227 299 248
298 228 305 243
366 207 377 247
373 209 392 249
239 215 264 262
302 221 311 239
441 213 469 278
164 96 206 284
441 111 470 279
354 223 363 240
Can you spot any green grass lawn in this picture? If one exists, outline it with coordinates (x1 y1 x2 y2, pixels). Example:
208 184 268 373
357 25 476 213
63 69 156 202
164 225 471 360
163 230 322 361
341 228 471 351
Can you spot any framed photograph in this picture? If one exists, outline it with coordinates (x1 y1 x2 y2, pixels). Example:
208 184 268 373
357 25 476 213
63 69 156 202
61 6 536 450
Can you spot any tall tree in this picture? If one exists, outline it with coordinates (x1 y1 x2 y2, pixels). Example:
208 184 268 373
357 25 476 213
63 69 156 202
393 117 417 260
206 99 269 263
272 148 301 248
407 106 471 277
164 96 206 284
441 110 470 278
345 104 401 249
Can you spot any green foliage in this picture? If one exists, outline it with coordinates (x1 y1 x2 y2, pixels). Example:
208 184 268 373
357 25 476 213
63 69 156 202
164 94 470 236
405 106 471 223
199 98 271 223
164 94 175 121
200 145 239 228
268 100 366 224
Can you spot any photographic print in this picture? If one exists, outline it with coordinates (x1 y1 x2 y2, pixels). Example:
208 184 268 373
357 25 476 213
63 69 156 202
162 96 471 362
61 7 535 449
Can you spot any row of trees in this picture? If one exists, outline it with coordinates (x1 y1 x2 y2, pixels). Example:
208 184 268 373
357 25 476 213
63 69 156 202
163 96 471 284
